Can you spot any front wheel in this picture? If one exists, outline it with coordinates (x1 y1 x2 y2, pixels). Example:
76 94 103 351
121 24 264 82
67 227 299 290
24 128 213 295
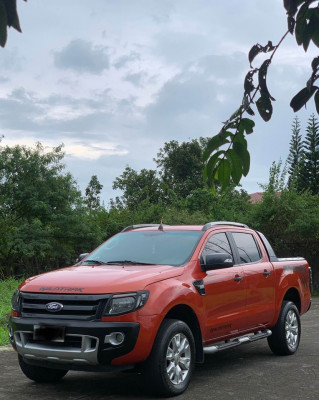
267 301 301 356
18 355 68 382
143 319 195 397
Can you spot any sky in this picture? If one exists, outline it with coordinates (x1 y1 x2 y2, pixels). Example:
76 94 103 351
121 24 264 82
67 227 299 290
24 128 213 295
0 0 318 204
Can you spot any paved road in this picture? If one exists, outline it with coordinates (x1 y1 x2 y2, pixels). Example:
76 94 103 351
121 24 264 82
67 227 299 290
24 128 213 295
1 299 318 400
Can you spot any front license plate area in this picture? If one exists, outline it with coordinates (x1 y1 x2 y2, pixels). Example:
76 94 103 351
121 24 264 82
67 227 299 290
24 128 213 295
33 325 65 342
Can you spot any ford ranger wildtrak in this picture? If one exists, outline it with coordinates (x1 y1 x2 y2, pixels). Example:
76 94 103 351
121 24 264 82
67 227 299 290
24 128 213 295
9 222 312 396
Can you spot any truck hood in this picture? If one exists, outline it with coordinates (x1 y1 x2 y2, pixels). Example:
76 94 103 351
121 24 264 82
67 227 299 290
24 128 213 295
19 264 184 294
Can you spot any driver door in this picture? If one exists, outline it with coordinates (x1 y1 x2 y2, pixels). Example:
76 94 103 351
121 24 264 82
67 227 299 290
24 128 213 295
201 232 246 342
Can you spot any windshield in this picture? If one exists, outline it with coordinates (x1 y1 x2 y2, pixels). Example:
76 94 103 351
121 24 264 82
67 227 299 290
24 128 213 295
83 230 203 266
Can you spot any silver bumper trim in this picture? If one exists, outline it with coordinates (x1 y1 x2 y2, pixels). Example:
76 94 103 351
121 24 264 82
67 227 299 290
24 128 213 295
14 331 99 365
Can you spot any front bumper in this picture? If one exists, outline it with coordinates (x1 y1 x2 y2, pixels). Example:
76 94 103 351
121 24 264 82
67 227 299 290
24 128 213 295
9 317 139 370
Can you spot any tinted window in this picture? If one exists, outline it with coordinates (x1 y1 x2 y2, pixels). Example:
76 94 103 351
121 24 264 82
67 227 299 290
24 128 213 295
232 233 261 264
83 230 203 267
202 233 233 259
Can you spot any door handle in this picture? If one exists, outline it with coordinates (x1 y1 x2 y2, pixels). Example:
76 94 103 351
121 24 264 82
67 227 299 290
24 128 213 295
263 270 271 276
234 275 243 282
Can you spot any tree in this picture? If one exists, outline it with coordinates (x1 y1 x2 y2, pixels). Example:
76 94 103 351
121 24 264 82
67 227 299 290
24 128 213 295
85 175 103 210
299 114 319 194
154 138 207 198
287 116 304 186
0 141 102 277
111 166 170 209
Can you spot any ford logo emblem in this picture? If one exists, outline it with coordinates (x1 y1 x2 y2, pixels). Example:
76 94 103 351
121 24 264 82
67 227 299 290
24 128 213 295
45 302 63 312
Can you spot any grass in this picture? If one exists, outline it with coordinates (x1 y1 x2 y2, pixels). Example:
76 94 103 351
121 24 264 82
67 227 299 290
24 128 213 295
0 278 20 346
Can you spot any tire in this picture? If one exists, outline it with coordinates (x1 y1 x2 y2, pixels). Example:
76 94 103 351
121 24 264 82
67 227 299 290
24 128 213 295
18 355 68 382
143 319 195 397
267 300 301 356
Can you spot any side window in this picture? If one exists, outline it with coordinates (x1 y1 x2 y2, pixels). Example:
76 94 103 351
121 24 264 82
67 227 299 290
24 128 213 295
232 233 261 264
202 232 233 260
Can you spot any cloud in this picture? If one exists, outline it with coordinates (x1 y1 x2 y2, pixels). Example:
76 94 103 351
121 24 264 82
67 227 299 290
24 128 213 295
0 76 10 83
53 39 110 74
113 52 141 69
124 72 147 87
0 48 24 71
144 53 247 141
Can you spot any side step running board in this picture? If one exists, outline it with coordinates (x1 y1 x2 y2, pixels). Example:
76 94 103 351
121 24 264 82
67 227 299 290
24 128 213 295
203 329 272 354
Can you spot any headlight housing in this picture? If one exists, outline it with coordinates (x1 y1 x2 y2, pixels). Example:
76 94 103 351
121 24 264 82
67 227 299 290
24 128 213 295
103 291 149 316
11 289 21 313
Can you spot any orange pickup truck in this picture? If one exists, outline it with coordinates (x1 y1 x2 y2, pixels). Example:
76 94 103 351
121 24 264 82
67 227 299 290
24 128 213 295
9 222 312 396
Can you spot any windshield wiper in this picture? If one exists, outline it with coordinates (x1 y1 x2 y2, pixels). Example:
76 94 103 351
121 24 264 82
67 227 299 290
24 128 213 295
82 259 106 265
104 260 156 265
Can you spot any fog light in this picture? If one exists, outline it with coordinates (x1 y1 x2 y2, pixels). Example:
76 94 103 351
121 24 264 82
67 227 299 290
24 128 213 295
104 332 125 346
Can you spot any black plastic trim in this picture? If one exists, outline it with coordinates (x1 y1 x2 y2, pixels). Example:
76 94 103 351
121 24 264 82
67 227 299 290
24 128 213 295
121 224 170 232
256 231 278 262
193 280 206 296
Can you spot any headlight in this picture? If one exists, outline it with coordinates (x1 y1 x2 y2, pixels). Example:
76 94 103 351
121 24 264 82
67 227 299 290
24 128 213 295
11 289 21 312
103 291 149 316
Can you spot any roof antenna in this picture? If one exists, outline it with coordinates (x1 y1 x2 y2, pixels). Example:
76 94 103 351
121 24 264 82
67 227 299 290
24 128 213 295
158 218 164 230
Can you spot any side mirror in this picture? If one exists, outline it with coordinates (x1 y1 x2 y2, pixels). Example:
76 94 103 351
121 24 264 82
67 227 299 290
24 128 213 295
76 253 89 263
201 253 234 272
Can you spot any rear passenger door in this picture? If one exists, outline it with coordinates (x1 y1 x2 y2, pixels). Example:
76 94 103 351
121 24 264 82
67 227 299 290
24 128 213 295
230 232 275 329
201 232 246 341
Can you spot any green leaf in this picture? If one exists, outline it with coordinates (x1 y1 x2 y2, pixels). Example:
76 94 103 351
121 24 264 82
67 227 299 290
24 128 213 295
5 0 22 32
248 44 262 67
242 149 250 176
202 131 230 162
226 149 243 185
216 159 231 192
246 106 255 116
233 141 250 176
284 0 298 16
288 16 295 35
310 11 319 47
258 59 275 101
0 0 8 48
228 106 243 122
314 90 319 114
290 86 318 112
256 95 273 122
295 3 313 51
239 118 255 134
233 132 247 148
204 150 224 186
248 42 275 67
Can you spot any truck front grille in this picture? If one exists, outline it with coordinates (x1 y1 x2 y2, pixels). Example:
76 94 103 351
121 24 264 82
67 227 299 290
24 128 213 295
20 293 110 320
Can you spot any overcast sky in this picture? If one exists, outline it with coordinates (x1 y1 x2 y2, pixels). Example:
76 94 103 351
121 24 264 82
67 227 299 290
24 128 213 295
0 0 317 204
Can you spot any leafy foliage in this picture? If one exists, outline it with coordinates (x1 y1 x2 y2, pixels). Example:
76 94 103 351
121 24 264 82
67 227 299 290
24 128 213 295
300 114 319 193
85 175 103 210
154 139 208 198
287 114 319 193
204 1 319 193
287 116 304 185
0 141 103 277
0 277 19 345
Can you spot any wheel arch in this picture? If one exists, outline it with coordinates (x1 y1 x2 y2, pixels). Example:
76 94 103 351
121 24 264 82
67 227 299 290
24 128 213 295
282 287 301 313
164 304 204 363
